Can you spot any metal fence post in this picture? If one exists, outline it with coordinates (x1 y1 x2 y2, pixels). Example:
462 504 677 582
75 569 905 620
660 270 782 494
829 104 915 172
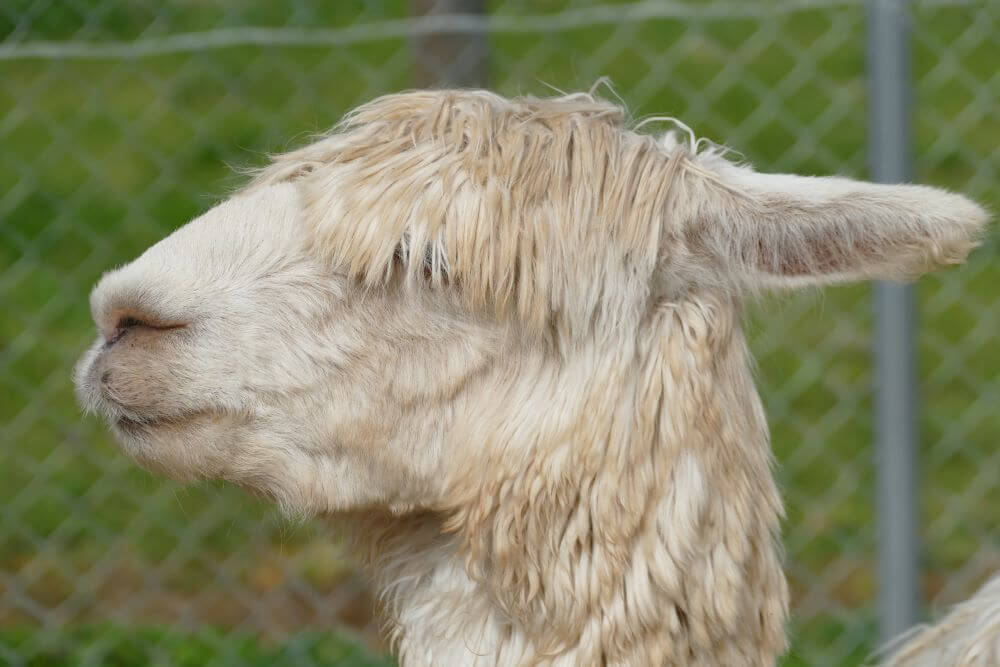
411 0 488 87
867 0 920 643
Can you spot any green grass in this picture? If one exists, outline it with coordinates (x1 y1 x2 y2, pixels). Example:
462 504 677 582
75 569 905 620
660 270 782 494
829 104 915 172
0 625 393 667
2 1 998 665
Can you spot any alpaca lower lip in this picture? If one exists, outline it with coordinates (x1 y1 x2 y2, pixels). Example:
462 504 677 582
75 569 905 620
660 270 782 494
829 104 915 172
115 416 161 435
114 413 192 434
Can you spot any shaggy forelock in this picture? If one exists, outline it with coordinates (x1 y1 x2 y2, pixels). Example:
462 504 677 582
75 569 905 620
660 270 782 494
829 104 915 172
249 89 710 339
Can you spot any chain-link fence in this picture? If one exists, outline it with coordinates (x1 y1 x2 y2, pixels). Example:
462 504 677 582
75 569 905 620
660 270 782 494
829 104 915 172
1 1 997 665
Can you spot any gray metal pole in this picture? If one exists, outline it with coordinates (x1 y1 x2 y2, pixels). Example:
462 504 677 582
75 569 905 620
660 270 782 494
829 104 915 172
867 0 920 643
411 0 488 87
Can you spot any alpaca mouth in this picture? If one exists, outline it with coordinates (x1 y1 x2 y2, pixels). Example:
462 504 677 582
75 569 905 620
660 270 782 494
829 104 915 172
113 412 198 436
115 415 158 434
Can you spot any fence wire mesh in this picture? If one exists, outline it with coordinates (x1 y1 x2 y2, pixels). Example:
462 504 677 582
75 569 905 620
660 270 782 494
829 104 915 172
1 1 998 665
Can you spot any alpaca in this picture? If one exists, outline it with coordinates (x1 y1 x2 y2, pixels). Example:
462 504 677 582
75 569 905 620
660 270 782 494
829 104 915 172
74 89 989 666
882 574 1000 666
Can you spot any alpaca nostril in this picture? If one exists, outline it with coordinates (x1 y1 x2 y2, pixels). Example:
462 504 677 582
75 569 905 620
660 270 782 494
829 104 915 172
102 312 187 346
106 316 148 346
100 370 111 384
116 316 146 331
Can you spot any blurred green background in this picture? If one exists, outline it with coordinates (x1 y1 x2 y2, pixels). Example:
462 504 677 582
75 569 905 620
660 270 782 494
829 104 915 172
1 1 997 665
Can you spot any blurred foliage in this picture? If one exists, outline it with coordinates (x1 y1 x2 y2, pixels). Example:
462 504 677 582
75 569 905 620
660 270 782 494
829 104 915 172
0 625 393 667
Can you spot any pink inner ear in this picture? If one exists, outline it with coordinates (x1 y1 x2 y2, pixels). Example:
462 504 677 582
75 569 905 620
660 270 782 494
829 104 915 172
754 233 880 278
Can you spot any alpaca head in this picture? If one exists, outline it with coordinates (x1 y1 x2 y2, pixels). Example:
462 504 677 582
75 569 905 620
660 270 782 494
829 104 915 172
73 180 497 513
75 89 988 658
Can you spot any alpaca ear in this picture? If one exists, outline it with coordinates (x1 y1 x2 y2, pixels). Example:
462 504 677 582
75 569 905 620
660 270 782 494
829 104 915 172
683 162 990 289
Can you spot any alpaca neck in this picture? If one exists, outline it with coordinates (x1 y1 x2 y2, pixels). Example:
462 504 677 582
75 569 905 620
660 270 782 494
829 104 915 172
352 299 790 665
348 513 522 666
438 300 790 664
